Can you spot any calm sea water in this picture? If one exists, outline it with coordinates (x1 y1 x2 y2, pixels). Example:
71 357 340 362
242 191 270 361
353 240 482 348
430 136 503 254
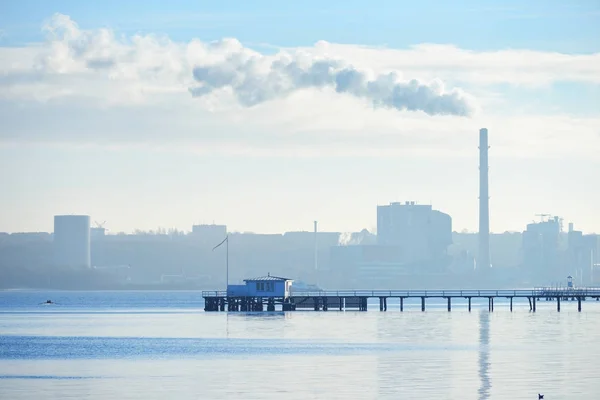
1 291 599 399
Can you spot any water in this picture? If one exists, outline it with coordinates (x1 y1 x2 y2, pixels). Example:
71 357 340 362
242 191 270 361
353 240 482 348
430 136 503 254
1 291 599 399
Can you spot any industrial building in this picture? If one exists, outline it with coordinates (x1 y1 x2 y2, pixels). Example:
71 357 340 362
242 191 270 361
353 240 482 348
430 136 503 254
567 223 600 285
53 215 91 268
522 216 561 282
329 201 453 287
377 201 452 265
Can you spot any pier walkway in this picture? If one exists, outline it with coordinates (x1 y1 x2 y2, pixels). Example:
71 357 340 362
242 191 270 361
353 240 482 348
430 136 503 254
202 287 600 312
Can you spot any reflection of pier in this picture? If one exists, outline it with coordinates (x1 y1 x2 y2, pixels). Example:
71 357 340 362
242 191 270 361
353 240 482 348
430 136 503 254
202 288 600 312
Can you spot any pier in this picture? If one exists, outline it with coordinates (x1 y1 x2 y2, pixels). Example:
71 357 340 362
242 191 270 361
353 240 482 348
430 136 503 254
202 287 600 312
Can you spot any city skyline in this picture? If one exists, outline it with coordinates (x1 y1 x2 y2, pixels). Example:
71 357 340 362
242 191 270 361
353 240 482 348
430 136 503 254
0 208 595 236
1 2 599 234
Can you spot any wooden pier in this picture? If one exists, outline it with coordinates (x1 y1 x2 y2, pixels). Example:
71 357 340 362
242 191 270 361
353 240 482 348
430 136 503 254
202 287 600 312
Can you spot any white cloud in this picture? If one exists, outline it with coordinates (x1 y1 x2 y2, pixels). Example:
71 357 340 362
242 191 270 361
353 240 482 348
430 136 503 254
0 13 599 159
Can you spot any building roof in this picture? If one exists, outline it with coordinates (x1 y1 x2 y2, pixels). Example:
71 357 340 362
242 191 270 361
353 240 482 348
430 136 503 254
243 274 293 282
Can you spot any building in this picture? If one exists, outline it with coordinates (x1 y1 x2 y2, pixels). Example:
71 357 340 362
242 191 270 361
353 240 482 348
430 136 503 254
376 201 452 265
53 215 91 268
227 274 293 298
90 227 106 240
327 202 453 288
567 225 599 285
522 216 561 283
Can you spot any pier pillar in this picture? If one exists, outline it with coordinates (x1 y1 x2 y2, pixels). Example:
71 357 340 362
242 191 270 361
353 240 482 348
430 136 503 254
578 297 582 312
267 298 275 312
379 297 384 311
528 297 532 311
510 297 513 312
313 297 320 311
421 297 425 312
384 297 387 311
533 297 536 312
219 298 225 312
557 296 560 312
468 297 471 312
487 297 494 312
323 297 328 311
339 297 343 311
363 297 368 311
400 297 404 312
447 297 451 312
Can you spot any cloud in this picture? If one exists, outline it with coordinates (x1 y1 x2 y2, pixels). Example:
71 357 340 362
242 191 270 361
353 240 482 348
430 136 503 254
0 13 599 159
189 44 475 116
20 14 476 116
303 41 600 87
1 13 598 106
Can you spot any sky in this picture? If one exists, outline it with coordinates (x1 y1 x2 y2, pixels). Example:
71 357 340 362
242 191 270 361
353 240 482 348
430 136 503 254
0 0 599 234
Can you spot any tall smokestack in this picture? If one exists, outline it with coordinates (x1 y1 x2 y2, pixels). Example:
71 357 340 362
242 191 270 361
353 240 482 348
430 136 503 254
478 128 491 269
314 221 318 271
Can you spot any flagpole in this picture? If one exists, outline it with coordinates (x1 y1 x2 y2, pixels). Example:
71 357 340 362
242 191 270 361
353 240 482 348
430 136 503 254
212 236 230 297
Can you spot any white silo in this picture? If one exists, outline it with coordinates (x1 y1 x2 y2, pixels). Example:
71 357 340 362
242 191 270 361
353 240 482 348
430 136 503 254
53 215 91 268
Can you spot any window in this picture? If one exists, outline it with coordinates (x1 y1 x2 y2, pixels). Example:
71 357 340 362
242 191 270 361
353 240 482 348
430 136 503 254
260 282 264 291
256 282 260 291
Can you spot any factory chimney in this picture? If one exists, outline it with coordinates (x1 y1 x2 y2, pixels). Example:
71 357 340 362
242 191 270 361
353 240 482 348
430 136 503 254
478 128 491 269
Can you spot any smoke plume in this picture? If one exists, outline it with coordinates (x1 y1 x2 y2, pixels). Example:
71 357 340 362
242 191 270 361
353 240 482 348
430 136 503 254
190 46 475 117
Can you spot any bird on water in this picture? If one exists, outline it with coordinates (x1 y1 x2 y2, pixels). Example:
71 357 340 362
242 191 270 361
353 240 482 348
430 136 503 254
538 394 544 399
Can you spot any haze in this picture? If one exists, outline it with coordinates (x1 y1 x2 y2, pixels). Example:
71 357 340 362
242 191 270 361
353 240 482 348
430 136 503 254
1 1 599 236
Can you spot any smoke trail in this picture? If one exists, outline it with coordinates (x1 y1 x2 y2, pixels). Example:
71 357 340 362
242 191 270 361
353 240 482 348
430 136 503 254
190 46 475 116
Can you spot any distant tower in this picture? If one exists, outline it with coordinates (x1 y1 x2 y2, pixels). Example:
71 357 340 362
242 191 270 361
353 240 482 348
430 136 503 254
53 215 91 268
478 128 491 269
314 221 318 271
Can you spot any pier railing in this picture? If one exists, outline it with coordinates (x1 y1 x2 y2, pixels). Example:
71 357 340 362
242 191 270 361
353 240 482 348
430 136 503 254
202 288 600 298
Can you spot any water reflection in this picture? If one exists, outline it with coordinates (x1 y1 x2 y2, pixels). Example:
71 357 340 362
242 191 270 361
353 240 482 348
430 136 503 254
478 311 491 400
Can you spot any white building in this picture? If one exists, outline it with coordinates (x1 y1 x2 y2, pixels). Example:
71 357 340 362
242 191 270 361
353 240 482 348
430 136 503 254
53 215 91 268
